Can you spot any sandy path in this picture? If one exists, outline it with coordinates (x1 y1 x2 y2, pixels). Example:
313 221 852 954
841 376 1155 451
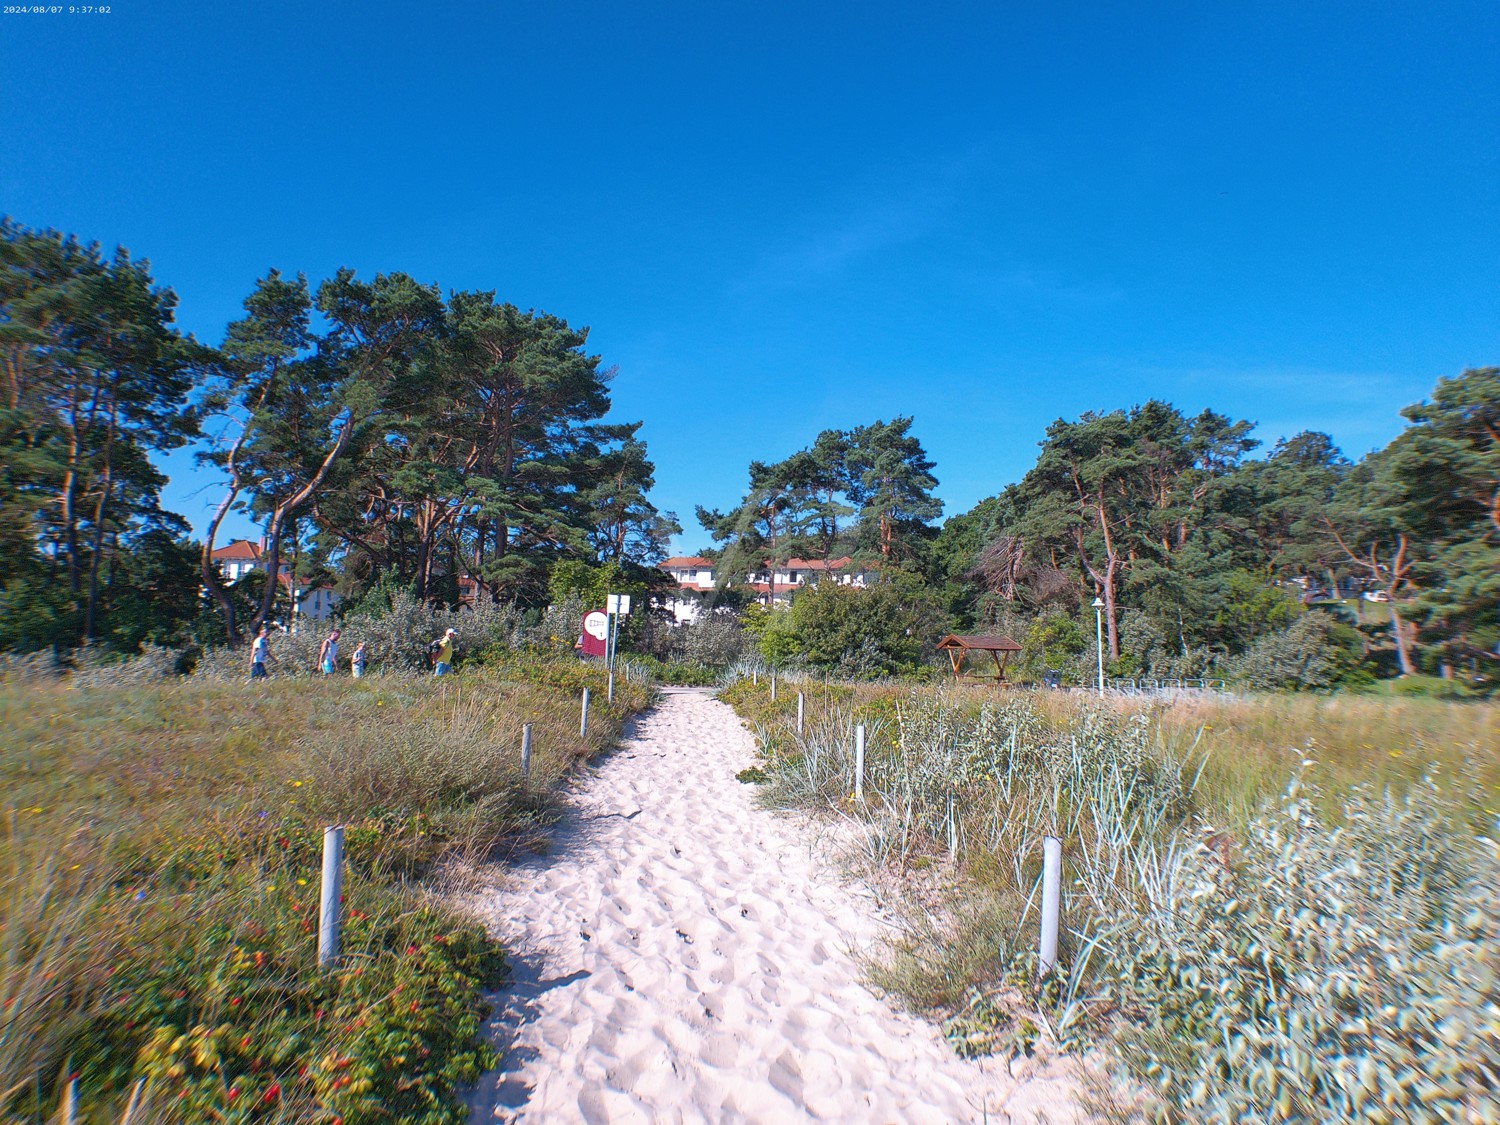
466 688 1079 1124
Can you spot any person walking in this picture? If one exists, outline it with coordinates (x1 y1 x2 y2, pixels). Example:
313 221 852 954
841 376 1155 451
249 625 273 680
350 641 367 678
431 627 457 676
318 628 341 675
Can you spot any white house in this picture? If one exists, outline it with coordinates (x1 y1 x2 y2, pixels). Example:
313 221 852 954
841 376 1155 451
278 573 341 624
656 555 876 621
209 538 263 582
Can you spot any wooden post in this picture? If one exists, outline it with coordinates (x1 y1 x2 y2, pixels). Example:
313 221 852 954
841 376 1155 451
580 688 590 737
796 691 804 735
770 673 777 702
854 724 866 801
317 826 345 968
608 671 614 703
521 723 533 783
120 1080 145 1125
947 791 958 860
1039 836 1061 975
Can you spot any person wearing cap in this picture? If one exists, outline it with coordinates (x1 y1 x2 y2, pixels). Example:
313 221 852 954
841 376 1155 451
431 627 457 676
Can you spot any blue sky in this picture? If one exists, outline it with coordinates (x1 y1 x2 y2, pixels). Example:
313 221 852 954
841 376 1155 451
4 1 1496 554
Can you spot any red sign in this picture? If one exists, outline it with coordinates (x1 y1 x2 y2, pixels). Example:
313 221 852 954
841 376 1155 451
579 610 608 657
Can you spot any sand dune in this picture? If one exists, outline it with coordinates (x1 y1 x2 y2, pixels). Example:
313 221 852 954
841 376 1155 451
465 687 1080 1124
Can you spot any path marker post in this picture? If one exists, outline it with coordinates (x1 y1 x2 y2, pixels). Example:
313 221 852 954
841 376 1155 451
317 826 345 968
770 673 777 702
1039 836 1062 976
796 692 804 735
854 723 866 801
581 688 590 737
608 671 614 704
520 723 533 784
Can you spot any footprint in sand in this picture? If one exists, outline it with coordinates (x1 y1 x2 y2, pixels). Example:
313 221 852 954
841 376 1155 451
465 689 1080 1125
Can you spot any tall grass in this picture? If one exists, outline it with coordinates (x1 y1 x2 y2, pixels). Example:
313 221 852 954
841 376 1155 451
721 679 1499 1122
0 657 649 1123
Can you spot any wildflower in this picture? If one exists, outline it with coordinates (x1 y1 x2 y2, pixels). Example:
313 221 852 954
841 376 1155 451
134 891 146 902
262 1084 280 1103
1388 750 1403 758
297 878 307 886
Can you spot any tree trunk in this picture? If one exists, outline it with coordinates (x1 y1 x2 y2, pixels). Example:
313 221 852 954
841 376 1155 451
83 406 118 641
250 414 354 634
1391 608 1418 676
200 440 249 647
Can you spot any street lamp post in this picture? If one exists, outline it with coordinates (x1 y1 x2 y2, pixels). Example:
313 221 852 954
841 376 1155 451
1091 597 1106 693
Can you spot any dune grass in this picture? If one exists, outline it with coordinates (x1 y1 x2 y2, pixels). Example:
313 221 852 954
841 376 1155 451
0 657 649 1123
720 676 1499 1121
725 679 1500 829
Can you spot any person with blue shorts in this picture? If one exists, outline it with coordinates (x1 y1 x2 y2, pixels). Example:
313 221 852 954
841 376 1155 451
431 627 456 675
318 628 341 675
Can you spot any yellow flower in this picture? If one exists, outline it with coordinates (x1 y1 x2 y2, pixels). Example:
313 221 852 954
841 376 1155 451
1388 750 1402 758
297 878 307 886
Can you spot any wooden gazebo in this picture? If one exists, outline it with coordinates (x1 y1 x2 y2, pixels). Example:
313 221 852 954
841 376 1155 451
936 634 1023 685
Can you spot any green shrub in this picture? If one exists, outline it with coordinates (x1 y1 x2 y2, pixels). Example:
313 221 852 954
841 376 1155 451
756 577 946 678
1091 773 1498 1123
1223 610 1352 691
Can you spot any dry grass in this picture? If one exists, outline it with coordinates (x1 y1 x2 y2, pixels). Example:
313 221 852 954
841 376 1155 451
725 677 1500 829
0 660 649 1123
720 676 1500 1121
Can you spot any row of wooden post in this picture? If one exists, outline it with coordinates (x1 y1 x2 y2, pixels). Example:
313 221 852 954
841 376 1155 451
318 687 594 969
317 681 1062 979
796 689 1061 979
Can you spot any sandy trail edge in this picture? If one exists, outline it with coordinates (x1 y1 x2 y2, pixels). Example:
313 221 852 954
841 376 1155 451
462 688 1081 1124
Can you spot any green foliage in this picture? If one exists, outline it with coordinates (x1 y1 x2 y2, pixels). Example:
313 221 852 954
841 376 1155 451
0 218 210 650
757 577 946 677
0 656 648 1121
698 417 943 586
1224 610 1364 691
671 614 747 667
724 680 1499 1121
1019 608 1089 681
1096 775 1498 1123
1207 570 1302 647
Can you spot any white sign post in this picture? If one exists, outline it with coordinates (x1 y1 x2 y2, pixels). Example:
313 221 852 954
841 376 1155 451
605 594 631 676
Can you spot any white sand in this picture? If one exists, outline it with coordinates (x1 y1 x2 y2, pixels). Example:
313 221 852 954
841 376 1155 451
465 688 1081 1124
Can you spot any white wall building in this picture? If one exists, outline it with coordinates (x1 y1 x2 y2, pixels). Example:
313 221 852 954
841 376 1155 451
656 555 876 621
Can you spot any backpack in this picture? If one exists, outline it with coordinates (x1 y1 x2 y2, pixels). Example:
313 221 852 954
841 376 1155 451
428 639 443 665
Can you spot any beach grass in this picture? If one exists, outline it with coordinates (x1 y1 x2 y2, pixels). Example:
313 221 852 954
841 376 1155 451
0 658 649 1123
720 676 1499 1120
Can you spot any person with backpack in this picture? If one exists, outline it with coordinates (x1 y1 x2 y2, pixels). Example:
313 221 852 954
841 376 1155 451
430 627 457 676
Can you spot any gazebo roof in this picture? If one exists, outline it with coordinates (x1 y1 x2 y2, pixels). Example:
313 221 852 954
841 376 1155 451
936 633 1023 653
